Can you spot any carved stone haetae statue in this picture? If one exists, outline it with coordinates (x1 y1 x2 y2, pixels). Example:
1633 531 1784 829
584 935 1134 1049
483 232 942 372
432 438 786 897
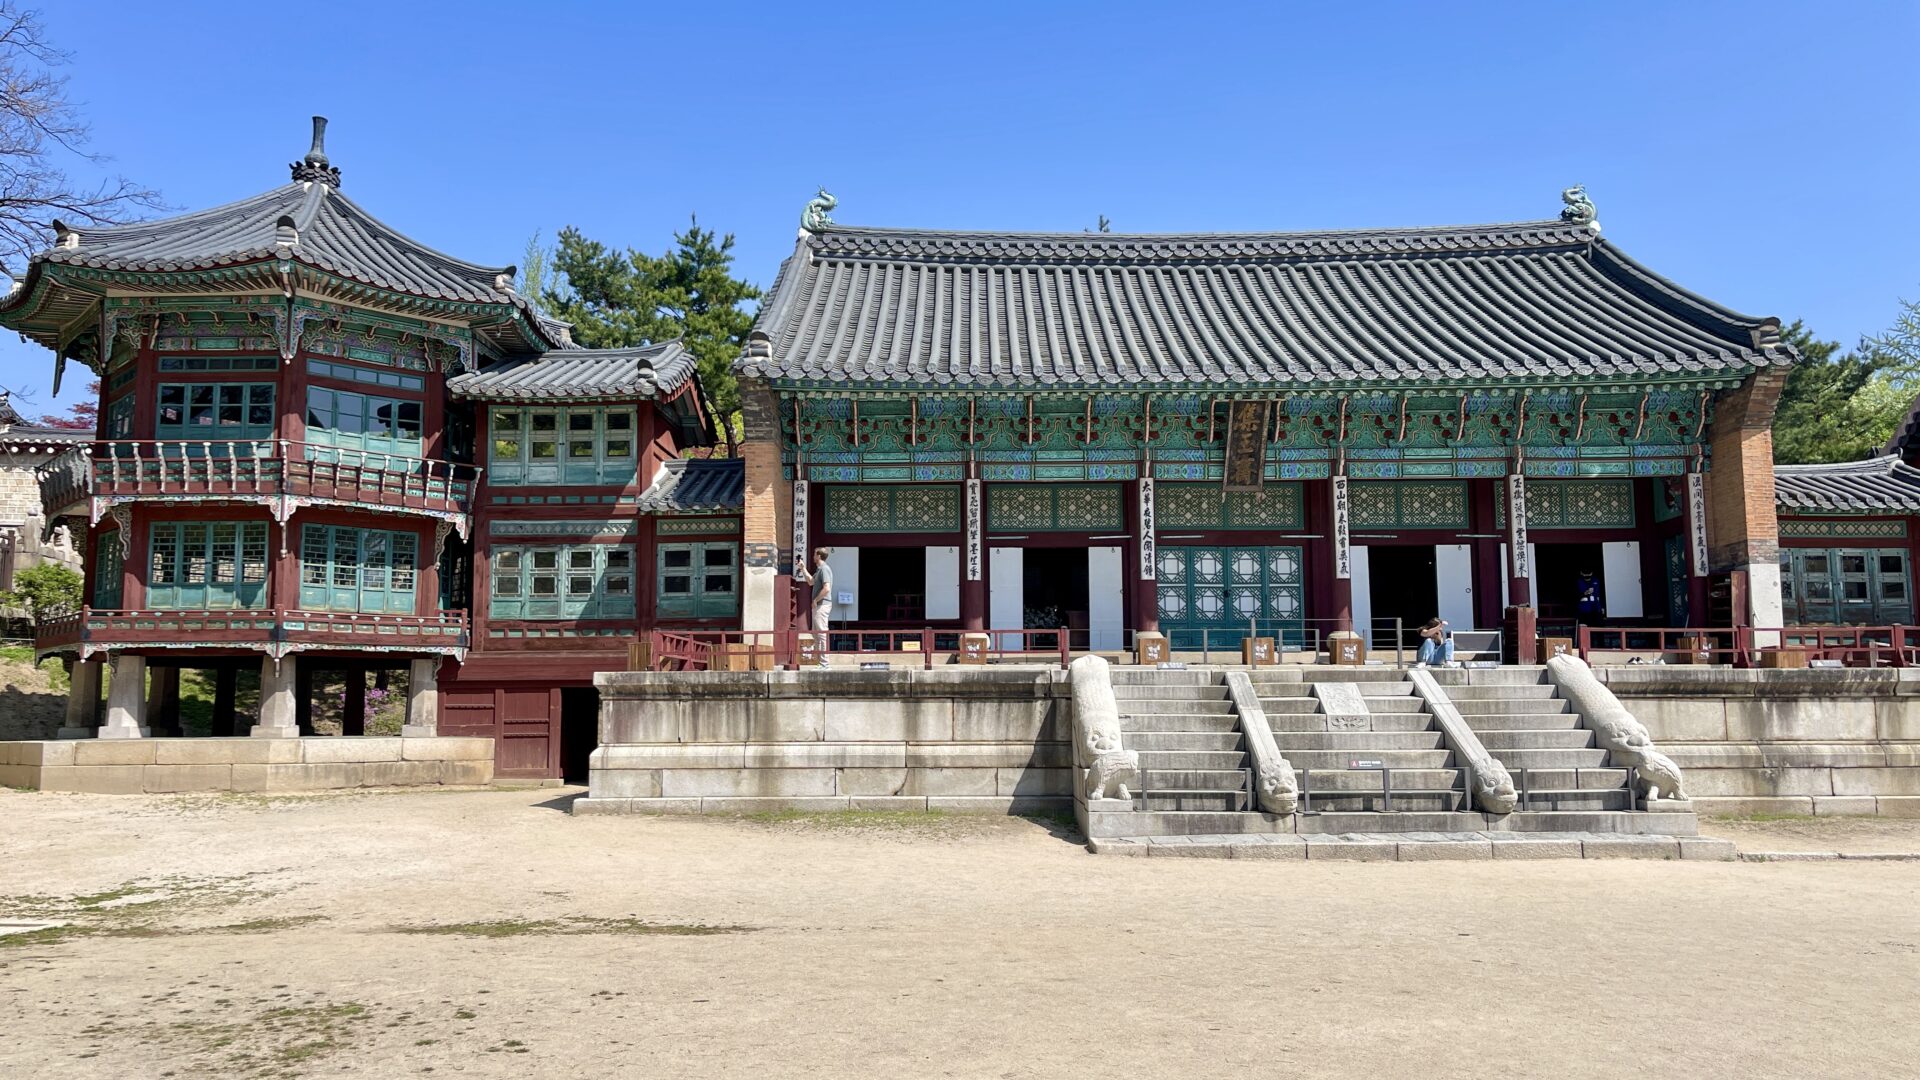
1068 655 1138 802
1546 655 1689 803
800 188 838 233
1224 671 1298 815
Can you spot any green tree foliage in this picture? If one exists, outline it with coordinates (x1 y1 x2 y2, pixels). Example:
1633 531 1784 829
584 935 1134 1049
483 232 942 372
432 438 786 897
2 562 81 624
519 232 555 317
543 219 760 435
1771 321 1909 464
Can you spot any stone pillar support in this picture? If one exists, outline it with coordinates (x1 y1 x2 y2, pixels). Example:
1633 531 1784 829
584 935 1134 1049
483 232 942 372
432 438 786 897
402 658 440 737
58 659 103 739
253 655 300 738
100 654 149 739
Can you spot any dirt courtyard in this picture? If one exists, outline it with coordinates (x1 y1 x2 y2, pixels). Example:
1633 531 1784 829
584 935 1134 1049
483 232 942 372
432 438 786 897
1 789 1915 1079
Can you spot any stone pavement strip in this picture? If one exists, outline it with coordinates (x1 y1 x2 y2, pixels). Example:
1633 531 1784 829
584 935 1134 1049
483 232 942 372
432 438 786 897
1736 851 1920 862
1087 831 1738 861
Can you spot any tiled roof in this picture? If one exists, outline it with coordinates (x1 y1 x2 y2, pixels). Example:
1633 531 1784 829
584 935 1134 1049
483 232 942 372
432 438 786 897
1775 456 1920 513
637 457 744 514
0 422 91 452
739 220 1792 388
447 341 697 401
36 182 519 306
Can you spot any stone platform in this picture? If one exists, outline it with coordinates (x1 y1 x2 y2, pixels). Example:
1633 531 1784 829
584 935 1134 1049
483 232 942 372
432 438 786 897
1089 831 1739 860
0 736 494 794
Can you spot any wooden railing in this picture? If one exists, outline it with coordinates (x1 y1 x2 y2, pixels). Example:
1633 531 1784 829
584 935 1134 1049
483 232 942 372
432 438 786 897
639 627 1076 672
36 606 468 654
55 440 479 517
1577 624 1920 667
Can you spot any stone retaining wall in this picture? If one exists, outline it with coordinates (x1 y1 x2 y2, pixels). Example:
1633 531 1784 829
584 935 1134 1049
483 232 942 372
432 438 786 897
1598 667 1920 817
0 737 494 794
577 668 1074 815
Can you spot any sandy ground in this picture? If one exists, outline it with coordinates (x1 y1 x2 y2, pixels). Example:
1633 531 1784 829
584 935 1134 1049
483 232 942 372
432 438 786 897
1 789 1916 1079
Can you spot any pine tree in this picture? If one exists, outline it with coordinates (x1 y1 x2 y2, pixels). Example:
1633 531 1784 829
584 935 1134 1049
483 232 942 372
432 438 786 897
543 219 759 433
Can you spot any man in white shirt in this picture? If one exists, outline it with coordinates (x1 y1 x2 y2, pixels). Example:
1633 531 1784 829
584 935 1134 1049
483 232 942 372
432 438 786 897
798 548 833 667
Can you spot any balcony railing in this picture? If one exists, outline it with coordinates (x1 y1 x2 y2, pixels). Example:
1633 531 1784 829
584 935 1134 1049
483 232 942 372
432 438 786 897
45 440 480 520
36 606 469 657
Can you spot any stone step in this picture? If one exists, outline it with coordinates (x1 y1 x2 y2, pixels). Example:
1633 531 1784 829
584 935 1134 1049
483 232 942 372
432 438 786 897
1361 697 1427 714
1142 768 1250 791
1494 748 1611 770
1120 714 1239 734
1444 684 1560 700
1112 686 1229 701
1121 691 1236 711
1456 712 1584 731
1272 731 1447 751
1085 809 1294 836
1505 767 1630 791
1107 669 1217 685
1126 731 1242 752
1268 713 1434 733
1296 811 1490 834
1259 697 1322 715
1475 728 1595 750
1138 750 1248 771
1293 767 1462 791
1141 790 1249 812
1495 811 1698 836
1449 698 1572 715
1298 668 1412 682
1296 791 1465 813
1282 749 1454 770
1511 789 1636 812
1453 667 1550 686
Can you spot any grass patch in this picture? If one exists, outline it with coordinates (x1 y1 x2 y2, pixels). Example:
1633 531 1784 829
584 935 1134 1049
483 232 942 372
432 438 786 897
393 916 751 938
0 914 327 949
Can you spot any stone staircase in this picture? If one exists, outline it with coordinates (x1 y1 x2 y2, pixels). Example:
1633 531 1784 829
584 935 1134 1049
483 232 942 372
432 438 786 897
1255 668 1484 825
1432 667 1634 812
1110 669 1251 812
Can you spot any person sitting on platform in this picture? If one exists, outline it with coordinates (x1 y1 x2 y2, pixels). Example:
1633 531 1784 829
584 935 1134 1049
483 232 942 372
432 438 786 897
1415 617 1456 668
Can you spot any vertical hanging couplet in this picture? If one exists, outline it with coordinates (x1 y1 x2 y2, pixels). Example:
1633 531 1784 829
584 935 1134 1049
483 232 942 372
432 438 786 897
791 480 810 575
965 478 982 581
1331 476 1351 580
1507 473 1531 581
1137 477 1156 580
1686 471 1708 577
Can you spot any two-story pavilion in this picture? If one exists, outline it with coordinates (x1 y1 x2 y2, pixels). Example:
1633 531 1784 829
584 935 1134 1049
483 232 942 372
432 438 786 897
10 120 735 771
733 194 1795 654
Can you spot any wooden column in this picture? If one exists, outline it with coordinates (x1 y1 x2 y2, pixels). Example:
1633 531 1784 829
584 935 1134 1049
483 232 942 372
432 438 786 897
211 665 238 737
295 663 315 736
341 667 366 737
147 665 181 737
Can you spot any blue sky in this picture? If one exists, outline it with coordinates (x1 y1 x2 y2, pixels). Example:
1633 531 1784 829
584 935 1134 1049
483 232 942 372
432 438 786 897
6 0 1917 418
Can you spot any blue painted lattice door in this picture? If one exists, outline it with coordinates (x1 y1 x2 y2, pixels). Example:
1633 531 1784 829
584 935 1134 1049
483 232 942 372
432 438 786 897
1156 545 1304 651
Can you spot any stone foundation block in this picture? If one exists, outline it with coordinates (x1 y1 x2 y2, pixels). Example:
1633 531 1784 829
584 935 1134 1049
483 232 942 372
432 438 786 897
952 700 1061 742
399 737 494 762
699 796 851 813
1723 699 1877 742
573 797 702 815
1677 838 1738 861
1684 768 1835 798
997 767 1070 796
7 742 75 767
1395 840 1493 861
659 768 837 798
1875 796 1920 818
1695 796 1815 816
1873 700 1920 740
821 700 955 742
596 745 745 770
35 765 145 794
744 701 827 743
1832 768 1920 797
1303 838 1397 861
1812 795 1880 816
905 742 1069 769
0 764 32 788
440 759 493 785
743 743 906 769
836 768 909 796
1231 836 1307 860
589 769 662 799
848 796 932 811
906 767 998 797
1489 838 1583 859
71 740 157 766
143 764 234 793
1581 836 1680 859
924 795 1067 814
300 737 404 764
154 739 299 766
1630 698 1729 742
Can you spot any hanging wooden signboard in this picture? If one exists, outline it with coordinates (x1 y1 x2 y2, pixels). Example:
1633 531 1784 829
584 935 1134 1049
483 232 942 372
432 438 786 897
1221 399 1271 491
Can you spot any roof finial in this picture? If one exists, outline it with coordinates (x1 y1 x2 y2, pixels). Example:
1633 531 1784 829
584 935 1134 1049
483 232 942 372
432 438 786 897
800 187 837 233
291 115 342 188
1560 183 1598 233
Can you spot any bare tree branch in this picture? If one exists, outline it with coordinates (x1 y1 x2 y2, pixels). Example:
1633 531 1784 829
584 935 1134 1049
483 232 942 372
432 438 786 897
0 2 162 278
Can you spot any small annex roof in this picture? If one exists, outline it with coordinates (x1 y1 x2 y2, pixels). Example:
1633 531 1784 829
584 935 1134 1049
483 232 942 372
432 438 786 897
1775 455 1920 514
447 340 698 402
739 197 1793 391
0 422 91 454
636 457 744 514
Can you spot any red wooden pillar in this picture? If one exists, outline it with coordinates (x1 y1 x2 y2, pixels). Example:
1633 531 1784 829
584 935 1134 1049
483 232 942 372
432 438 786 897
417 522 441 617
122 510 148 609
420 372 445 461
270 516 301 611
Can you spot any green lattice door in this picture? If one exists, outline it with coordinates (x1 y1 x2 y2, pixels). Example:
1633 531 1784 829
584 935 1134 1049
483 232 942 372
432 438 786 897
1156 545 1304 651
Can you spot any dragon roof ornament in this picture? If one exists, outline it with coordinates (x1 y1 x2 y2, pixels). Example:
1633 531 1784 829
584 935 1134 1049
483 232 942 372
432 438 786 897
800 187 837 233
1559 183 1598 233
